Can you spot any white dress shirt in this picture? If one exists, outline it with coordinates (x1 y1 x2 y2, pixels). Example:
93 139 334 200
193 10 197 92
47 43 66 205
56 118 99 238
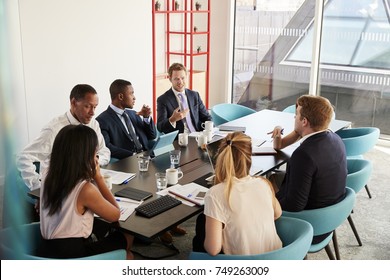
16 110 110 191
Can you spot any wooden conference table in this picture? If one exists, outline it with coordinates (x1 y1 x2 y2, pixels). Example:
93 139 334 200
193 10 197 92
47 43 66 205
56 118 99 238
29 109 351 240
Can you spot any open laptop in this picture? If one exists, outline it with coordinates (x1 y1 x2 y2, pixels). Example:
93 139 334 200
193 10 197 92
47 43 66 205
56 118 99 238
149 130 179 157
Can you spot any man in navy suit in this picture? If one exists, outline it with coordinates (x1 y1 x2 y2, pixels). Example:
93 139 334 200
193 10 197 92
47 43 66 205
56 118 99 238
269 95 347 243
157 63 211 134
96 79 156 160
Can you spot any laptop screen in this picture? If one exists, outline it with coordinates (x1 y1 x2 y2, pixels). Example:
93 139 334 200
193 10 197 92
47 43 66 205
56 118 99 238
205 138 224 172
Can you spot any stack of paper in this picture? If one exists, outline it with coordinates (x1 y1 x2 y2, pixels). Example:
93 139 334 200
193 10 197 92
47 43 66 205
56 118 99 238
100 169 136 184
168 183 210 206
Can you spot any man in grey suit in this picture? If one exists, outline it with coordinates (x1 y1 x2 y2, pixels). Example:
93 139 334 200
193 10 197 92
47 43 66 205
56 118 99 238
96 79 156 160
157 63 211 134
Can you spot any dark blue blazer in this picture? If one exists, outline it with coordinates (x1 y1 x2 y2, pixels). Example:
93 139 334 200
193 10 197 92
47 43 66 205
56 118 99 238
96 106 156 160
156 88 211 134
276 131 347 212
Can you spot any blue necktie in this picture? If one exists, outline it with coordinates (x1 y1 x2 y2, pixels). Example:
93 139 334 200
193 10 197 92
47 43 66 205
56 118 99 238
122 112 143 152
178 93 196 133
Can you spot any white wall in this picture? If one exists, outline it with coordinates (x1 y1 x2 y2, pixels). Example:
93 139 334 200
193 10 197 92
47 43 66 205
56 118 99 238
1 0 234 180
18 0 153 144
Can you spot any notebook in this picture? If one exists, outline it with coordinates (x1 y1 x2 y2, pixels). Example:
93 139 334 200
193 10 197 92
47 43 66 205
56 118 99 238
115 187 153 201
251 138 277 155
218 125 246 133
150 130 179 157
206 138 263 177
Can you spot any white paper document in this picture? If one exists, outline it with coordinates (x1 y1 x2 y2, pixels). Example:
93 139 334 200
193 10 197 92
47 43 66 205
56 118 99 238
156 186 196 207
94 197 141 222
100 169 136 184
168 182 209 206
115 197 142 221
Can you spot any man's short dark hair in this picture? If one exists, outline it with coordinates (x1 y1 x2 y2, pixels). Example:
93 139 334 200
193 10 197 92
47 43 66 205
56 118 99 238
109 79 132 100
69 84 97 101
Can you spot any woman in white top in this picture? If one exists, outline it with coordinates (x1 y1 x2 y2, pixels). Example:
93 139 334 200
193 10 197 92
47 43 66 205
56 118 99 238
203 132 282 255
40 124 134 259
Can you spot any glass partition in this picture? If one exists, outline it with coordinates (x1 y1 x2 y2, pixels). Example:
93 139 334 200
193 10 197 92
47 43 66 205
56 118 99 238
233 0 390 136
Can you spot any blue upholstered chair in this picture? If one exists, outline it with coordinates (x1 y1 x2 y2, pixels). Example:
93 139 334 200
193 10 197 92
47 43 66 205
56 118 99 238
282 104 296 113
347 158 373 198
345 159 373 246
211 103 256 126
335 127 380 159
282 187 356 260
189 216 313 260
0 222 127 260
336 126 379 199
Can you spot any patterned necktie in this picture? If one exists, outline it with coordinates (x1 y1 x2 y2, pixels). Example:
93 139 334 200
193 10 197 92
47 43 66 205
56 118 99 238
178 93 196 133
122 112 143 152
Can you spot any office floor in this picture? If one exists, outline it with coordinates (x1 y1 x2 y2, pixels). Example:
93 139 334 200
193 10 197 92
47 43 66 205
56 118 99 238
1 139 389 260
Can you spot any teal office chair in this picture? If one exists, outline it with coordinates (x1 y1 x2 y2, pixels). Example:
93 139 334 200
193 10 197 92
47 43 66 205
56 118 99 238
336 127 379 198
282 104 296 113
335 127 380 159
189 216 313 260
0 222 127 260
282 104 336 119
211 103 256 126
345 159 373 246
282 187 356 260
2 163 39 227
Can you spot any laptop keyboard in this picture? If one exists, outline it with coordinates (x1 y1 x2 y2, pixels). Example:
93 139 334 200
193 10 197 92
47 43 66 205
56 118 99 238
135 195 182 218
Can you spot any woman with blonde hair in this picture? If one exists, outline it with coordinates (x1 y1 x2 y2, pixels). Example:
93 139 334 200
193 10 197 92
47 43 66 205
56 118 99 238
194 132 282 255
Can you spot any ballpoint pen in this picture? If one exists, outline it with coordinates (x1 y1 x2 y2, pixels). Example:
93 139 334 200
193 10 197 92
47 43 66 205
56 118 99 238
122 177 131 184
115 197 140 204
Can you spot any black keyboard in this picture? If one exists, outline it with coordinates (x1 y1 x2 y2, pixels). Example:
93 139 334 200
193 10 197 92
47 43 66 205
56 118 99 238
135 195 182 218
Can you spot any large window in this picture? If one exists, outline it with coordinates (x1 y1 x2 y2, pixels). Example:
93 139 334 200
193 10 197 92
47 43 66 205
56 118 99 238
233 0 390 136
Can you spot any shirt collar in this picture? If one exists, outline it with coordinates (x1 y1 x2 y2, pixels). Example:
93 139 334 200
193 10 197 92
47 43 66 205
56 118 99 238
300 129 329 143
66 110 81 125
110 104 125 116
172 87 185 97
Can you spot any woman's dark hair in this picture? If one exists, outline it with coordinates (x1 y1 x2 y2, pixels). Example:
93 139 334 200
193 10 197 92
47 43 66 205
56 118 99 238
43 124 98 215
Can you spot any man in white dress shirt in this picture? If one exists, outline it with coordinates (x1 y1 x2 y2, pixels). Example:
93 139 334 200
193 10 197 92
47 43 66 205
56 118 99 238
17 84 110 192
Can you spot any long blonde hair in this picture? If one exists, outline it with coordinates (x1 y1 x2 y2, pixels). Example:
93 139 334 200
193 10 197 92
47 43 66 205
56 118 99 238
214 132 252 206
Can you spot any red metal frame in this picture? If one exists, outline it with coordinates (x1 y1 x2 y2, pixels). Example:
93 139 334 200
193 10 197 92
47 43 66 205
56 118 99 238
152 0 210 121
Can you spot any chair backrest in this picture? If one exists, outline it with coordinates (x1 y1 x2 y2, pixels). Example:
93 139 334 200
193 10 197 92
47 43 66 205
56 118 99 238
0 222 126 260
335 127 380 157
282 187 355 236
282 104 296 113
347 159 373 194
189 216 313 260
211 103 256 126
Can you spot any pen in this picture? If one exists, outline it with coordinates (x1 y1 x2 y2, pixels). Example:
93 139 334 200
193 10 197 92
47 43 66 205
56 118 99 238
115 197 140 204
122 178 131 184
257 140 266 147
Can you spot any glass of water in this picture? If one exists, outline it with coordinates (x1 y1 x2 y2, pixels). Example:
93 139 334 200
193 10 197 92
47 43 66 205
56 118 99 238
155 172 167 191
138 156 150 172
169 150 181 167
